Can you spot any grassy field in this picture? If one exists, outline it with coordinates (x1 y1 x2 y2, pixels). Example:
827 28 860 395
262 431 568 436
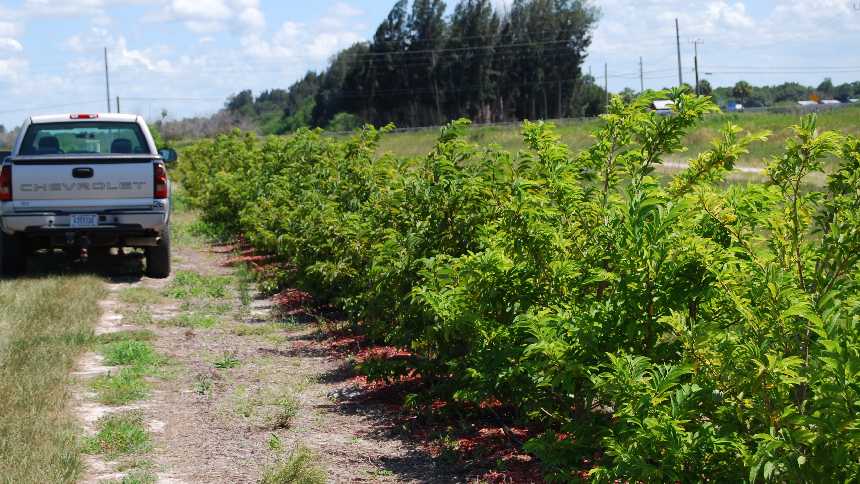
375 105 860 168
0 276 105 483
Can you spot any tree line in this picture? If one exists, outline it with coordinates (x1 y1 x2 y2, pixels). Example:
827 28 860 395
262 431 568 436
224 0 603 133
157 0 860 139
714 78 860 108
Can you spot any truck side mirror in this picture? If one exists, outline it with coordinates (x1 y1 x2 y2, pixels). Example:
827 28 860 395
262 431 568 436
159 148 178 163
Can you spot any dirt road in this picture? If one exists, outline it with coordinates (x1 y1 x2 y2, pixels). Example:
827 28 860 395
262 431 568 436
71 214 451 483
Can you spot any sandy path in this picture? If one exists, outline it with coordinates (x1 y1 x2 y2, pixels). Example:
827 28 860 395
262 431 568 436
72 232 450 483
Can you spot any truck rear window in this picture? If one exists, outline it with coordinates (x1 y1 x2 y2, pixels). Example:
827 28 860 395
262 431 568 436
20 122 149 156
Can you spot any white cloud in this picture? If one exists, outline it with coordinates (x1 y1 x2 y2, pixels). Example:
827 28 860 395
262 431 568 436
238 6 265 31
0 38 24 52
64 28 173 73
168 0 231 21
160 0 265 34
238 2 364 63
23 0 105 17
0 21 22 38
0 57 30 84
331 2 363 18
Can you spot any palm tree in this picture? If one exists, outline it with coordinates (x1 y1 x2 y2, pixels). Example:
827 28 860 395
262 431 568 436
732 80 752 106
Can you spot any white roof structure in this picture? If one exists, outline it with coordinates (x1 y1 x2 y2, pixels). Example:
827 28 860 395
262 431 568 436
820 99 841 105
652 100 674 110
797 100 818 106
850 99 859 103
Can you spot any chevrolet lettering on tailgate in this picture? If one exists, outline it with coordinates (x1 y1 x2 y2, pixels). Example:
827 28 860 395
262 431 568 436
19 181 147 193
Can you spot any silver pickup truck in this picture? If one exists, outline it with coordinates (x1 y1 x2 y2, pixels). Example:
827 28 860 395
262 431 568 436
0 113 176 278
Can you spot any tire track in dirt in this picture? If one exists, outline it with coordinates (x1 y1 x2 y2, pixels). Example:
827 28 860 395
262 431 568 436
73 274 183 483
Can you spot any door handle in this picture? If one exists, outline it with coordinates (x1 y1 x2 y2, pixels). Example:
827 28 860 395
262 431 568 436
72 167 94 178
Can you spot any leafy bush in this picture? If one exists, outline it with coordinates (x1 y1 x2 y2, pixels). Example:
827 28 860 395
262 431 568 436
178 89 860 482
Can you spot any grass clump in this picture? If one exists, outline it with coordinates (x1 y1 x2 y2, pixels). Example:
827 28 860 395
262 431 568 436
101 340 159 367
260 446 326 484
0 276 105 482
91 367 150 405
163 312 219 329
271 394 300 429
97 330 156 344
118 287 163 305
107 460 157 484
214 351 241 369
165 271 230 300
95 336 164 405
193 373 215 395
235 263 256 307
232 323 278 336
121 307 155 326
83 412 151 458
115 470 157 484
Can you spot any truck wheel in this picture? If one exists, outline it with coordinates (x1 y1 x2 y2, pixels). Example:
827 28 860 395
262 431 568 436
0 232 25 277
145 227 171 279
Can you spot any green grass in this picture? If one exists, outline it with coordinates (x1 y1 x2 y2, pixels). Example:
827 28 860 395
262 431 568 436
0 276 105 483
214 351 241 369
82 411 151 458
162 312 220 329
118 287 163 305
100 340 159 367
121 306 155 326
260 446 327 484
271 393 300 429
110 469 157 484
94 337 164 405
91 367 150 405
235 263 255 307
232 323 279 336
375 105 860 171
97 330 156 344
165 271 231 300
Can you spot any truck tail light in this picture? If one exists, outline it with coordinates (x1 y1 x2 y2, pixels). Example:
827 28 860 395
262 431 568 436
0 165 11 201
154 163 168 199
70 114 98 119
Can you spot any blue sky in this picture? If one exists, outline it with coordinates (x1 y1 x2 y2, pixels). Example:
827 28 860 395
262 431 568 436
1 0 859 128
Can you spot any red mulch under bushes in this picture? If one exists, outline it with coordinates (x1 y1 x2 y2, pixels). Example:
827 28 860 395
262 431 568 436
221 241 557 483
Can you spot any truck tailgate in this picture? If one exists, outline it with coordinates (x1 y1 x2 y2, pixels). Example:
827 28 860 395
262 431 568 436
11 160 153 209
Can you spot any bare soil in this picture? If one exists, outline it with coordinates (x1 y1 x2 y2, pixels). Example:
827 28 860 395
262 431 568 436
70 232 459 483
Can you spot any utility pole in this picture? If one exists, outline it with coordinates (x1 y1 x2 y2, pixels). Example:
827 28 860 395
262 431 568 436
675 18 683 87
639 56 644 92
692 39 704 95
604 62 609 111
104 47 112 113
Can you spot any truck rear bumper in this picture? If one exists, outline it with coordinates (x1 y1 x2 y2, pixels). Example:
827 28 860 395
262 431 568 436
1 212 168 239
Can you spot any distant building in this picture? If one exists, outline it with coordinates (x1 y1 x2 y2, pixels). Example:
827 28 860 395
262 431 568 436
820 99 842 105
797 100 818 106
849 99 859 103
725 101 744 112
651 100 674 116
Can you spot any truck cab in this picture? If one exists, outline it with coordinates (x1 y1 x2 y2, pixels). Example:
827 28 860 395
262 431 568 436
0 113 175 278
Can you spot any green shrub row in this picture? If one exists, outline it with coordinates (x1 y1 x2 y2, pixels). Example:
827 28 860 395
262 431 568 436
177 89 860 482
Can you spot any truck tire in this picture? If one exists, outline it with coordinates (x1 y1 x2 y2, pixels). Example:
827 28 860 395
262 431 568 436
145 226 171 279
0 232 25 277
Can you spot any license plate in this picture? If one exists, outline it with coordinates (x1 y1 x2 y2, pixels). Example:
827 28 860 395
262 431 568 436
70 214 99 228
